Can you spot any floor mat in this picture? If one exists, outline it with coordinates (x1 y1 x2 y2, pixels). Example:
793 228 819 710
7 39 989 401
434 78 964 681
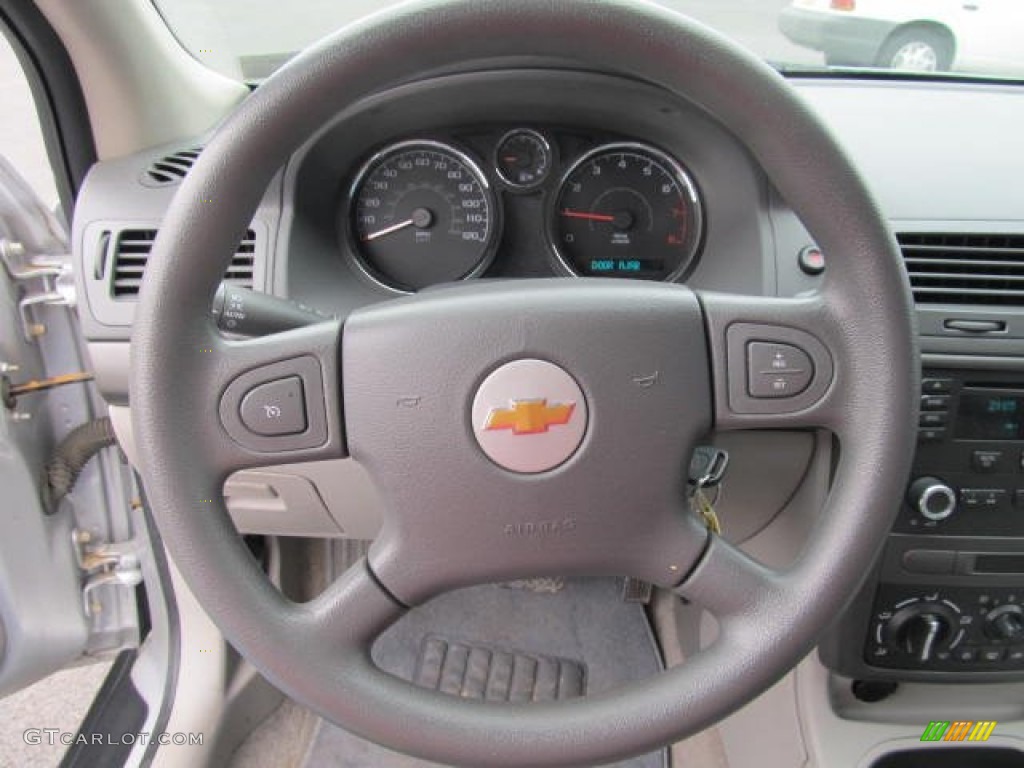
301 578 667 768
414 635 586 701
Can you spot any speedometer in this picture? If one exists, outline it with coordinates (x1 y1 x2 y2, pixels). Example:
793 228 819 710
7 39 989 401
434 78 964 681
549 143 703 281
349 140 498 291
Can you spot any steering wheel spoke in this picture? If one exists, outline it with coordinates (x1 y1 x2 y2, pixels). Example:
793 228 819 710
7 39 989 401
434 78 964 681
205 319 347 476
675 533 783 622
699 290 846 433
301 558 407 650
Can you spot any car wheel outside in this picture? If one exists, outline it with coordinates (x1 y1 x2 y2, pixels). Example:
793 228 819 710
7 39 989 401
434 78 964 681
878 27 954 72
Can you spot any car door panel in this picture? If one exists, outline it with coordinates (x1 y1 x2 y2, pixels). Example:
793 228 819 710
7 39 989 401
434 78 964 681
0 157 138 696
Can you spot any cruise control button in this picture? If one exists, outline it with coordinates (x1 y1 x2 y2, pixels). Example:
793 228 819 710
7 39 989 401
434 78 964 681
746 342 814 399
239 376 307 437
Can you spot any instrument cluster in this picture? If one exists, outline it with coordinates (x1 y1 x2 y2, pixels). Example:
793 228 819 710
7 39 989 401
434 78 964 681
343 128 705 292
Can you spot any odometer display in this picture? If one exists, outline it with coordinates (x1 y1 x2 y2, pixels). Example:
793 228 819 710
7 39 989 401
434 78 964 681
350 140 497 291
550 143 703 281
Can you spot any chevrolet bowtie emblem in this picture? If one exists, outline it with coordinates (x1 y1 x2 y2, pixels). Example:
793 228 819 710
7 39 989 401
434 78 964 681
484 399 576 436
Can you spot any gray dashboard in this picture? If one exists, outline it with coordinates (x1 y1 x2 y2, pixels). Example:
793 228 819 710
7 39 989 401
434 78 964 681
71 71 1024 548
73 72 1024 359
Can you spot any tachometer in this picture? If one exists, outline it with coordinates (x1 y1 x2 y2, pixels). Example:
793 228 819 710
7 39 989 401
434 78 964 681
549 143 703 281
349 140 498 291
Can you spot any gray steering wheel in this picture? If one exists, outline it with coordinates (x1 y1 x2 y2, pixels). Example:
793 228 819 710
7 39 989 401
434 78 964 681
131 1 918 765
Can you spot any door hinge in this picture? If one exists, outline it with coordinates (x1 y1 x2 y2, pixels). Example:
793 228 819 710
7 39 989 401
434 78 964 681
1 238 75 341
73 529 143 618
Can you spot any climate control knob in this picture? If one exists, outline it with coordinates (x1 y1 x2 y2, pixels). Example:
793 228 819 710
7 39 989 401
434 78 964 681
884 600 961 662
896 613 951 661
907 477 957 521
985 605 1024 642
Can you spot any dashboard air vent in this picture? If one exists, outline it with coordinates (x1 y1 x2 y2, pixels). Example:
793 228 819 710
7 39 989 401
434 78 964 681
111 229 256 298
142 147 202 187
899 233 1024 307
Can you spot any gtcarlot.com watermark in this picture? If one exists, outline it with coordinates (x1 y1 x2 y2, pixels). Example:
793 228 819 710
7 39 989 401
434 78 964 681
24 729 203 746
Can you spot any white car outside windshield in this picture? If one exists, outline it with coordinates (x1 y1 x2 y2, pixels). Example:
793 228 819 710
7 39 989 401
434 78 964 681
781 0 1024 75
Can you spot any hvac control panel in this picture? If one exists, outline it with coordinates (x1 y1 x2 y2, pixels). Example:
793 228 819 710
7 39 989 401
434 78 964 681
866 585 1024 672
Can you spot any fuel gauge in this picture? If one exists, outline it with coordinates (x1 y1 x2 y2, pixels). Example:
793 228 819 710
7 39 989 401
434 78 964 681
494 129 553 191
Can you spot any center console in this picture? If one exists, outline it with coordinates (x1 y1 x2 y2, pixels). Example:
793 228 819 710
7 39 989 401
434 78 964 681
820 368 1024 682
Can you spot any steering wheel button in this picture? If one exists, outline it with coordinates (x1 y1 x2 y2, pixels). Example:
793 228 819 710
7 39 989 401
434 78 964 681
239 376 307 436
746 342 814 399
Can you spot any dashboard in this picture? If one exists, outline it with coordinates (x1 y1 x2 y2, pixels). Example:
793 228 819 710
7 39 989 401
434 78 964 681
275 70 772 315
72 67 1024 696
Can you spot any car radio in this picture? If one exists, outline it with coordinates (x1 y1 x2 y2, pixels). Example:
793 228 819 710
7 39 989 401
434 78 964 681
821 368 1024 681
899 372 1024 537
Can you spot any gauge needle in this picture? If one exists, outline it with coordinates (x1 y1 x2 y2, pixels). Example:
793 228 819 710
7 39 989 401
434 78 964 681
362 218 414 242
561 209 616 223
362 208 434 242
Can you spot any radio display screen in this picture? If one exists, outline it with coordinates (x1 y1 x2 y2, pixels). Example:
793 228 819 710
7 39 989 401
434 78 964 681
957 390 1024 441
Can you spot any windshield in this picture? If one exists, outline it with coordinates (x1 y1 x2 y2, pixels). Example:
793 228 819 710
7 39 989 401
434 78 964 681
152 0 1024 83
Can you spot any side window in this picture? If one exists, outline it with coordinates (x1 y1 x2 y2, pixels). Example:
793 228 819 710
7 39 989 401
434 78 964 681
0 30 60 208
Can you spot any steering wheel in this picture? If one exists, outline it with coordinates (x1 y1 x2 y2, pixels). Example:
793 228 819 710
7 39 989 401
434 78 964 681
131 1 917 765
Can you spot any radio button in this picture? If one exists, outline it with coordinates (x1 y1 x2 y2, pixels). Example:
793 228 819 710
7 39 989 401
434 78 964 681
962 489 1007 509
922 378 953 395
908 478 957 520
972 450 1005 474
984 490 1007 508
921 395 950 411
920 412 948 428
